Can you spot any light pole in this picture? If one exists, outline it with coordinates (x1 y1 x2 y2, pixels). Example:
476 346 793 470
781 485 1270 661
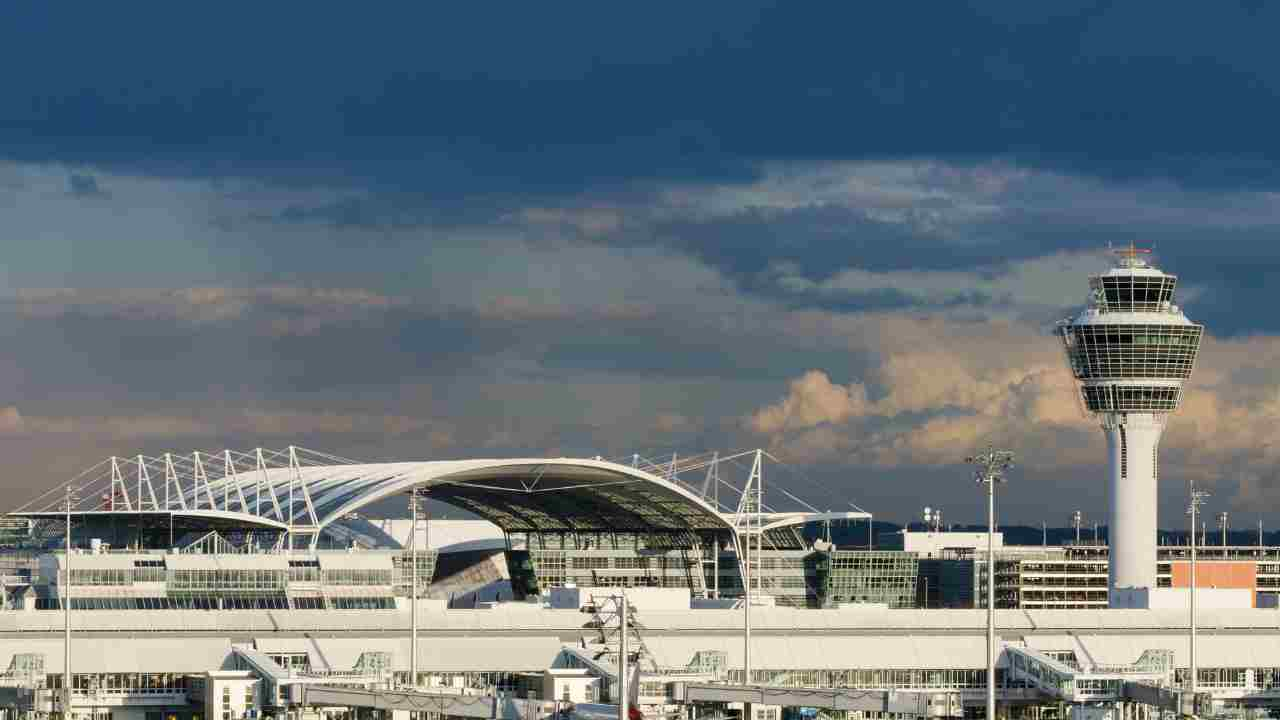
1218 511 1228 548
408 490 418 691
1187 486 1209 713
64 484 74 720
966 445 1014 720
619 590 628 720
1073 511 1082 545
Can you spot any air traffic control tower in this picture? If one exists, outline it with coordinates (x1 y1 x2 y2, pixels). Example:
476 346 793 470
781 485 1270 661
1058 247 1204 604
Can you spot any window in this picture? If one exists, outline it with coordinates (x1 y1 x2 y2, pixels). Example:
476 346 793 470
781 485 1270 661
1120 426 1128 479
328 596 395 610
322 568 394 586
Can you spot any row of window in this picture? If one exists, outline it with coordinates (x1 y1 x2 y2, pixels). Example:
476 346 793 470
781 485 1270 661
727 667 997 690
321 568 393 586
32 594 380 610
1020 577 1109 587
1066 353 1200 380
46 672 191 692
1082 385 1181 412
1021 591 1109 602
69 564 397 588
328 596 395 609
36 597 214 610
169 569 286 590
1019 563 1109 574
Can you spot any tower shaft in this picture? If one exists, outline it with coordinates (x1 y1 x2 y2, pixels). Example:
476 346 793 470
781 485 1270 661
1102 413 1163 594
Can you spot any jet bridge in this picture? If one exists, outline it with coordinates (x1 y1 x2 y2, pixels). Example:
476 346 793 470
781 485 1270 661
1004 644 1177 706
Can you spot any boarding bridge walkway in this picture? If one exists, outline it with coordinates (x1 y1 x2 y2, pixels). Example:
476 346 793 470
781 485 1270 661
673 683 931 715
1004 643 1179 708
291 686 559 720
231 646 391 702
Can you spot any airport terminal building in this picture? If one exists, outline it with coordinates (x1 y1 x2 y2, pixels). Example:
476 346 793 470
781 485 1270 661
1 449 1279 720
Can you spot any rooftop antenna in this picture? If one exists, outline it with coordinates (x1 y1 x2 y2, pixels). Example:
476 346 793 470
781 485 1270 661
922 507 942 533
1112 240 1153 268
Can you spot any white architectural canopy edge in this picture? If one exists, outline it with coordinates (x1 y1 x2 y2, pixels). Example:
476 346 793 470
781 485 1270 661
10 449 738 538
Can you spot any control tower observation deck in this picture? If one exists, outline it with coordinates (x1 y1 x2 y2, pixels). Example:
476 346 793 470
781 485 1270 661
1058 247 1204 603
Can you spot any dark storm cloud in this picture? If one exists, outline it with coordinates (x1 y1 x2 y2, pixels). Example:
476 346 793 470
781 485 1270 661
0 287 807 411
67 173 106 198
4 3 1280 194
9 3 1280 524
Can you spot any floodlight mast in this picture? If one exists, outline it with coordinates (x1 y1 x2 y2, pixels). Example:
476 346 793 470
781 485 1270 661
1187 486 1209 713
63 485 73 720
966 445 1014 720
1057 246 1204 603
408 490 418 690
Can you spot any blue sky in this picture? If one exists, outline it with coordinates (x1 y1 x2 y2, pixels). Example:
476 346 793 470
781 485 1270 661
4 3 1280 528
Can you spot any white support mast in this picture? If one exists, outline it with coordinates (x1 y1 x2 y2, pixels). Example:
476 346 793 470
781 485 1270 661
164 453 186 511
139 455 160 511
737 449 764 687
224 451 249 515
109 456 131 512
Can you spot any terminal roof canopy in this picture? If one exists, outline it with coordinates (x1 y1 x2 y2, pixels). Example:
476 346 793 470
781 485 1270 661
10 450 736 537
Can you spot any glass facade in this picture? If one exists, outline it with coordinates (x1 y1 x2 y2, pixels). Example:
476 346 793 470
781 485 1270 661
1090 274 1178 313
1061 323 1202 381
526 547 704 593
816 550 918 608
36 553 402 611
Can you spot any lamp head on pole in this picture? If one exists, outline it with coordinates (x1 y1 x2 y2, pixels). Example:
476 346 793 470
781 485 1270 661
965 445 1015 485
1187 489 1210 516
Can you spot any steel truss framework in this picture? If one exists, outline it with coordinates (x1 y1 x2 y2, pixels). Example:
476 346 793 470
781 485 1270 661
10 447 740 549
